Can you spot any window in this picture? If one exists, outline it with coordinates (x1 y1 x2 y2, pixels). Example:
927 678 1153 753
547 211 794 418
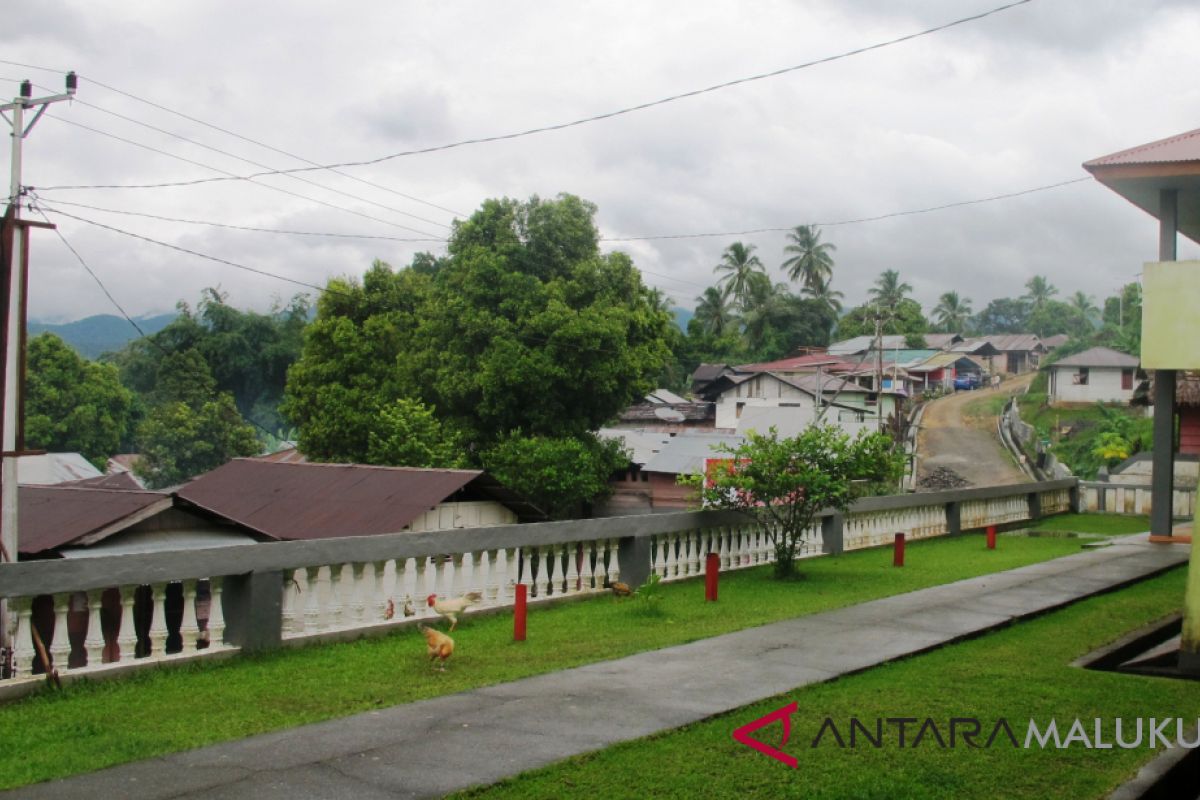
1121 369 1133 390
1072 368 1089 386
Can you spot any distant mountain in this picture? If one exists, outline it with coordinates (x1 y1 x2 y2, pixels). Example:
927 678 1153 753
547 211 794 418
29 313 178 359
671 307 693 332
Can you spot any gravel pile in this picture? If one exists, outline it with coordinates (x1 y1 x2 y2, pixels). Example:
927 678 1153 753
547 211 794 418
918 466 971 490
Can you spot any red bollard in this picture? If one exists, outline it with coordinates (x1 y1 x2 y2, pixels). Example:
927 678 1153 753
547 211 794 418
705 552 720 601
986 525 997 550
513 583 527 642
893 533 906 567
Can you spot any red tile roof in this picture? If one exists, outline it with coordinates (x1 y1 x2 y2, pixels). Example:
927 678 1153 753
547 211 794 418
175 459 505 540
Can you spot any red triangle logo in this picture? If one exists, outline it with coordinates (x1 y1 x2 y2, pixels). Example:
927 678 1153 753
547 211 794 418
732 702 799 769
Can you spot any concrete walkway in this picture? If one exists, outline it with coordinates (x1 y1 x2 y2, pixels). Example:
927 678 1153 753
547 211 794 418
7 535 1190 800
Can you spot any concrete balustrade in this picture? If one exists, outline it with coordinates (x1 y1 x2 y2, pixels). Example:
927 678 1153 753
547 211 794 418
0 479 1078 698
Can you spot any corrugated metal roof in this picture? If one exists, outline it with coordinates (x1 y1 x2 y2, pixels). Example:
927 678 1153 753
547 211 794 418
827 336 877 355
1084 127 1200 168
18 486 170 555
1050 347 1139 369
176 459 508 540
17 453 102 486
642 433 744 476
734 354 847 372
646 388 688 404
618 402 714 423
904 352 961 372
598 428 673 466
253 446 309 464
1041 334 1070 350
978 334 1044 353
63 472 146 491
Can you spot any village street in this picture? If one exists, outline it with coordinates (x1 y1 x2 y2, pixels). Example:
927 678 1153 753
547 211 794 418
915 374 1034 491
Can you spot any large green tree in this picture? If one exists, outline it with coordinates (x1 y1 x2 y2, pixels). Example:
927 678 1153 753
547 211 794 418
835 298 928 339
25 333 134 467
973 297 1030 334
931 291 973 333
134 352 261 488
867 269 913 313
284 194 673 472
481 433 629 520
713 242 766 310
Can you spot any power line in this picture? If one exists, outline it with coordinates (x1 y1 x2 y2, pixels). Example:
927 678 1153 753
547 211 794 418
37 88 453 229
27 0 1033 190
38 198 448 242
41 115 445 237
600 177 1092 242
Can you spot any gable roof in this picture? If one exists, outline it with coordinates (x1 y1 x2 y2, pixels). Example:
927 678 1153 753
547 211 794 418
1050 347 1139 369
733 354 846 372
598 428 673 466
978 334 1044 353
17 453 103 486
18 486 172 555
176 459 540 540
642 433 745 476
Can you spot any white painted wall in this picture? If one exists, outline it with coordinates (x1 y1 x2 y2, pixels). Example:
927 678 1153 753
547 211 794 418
1049 366 1134 404
406 501 517 532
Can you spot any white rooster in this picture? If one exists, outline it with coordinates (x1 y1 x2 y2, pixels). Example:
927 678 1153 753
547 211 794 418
426 591 483 631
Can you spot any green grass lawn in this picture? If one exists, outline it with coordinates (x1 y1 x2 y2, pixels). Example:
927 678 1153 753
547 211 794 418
0 533 1090 790
457 569 1197 800
962 392 1009 423
1028 513 1151 537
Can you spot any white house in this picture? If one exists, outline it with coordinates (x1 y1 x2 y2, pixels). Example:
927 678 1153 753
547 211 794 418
1047 347 1140 405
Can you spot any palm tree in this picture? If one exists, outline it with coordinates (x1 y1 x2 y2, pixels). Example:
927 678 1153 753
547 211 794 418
803 278 844 314
867 269 912 313
1068 290 1098 320
781 225 836 292
932 291 973 333
693 286 739 337
741 278 792 354
713 242 766 309
1023 276 1058 311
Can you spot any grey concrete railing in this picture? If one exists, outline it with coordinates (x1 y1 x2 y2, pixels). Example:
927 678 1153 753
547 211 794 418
0 478 1077 696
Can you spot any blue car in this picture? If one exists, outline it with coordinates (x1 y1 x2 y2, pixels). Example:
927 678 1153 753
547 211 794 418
953 374 981 391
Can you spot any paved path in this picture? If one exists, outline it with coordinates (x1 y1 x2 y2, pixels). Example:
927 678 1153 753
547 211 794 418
916 374 1032 490
8 536 1189 800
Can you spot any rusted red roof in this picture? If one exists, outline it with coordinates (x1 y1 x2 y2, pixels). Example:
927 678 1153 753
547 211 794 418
253 446 309 464
18 486 170 556
63 471 146 491
175 459 505 540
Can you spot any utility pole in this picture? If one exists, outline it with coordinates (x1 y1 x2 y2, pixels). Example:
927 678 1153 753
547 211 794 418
874 309 884 433
0 73 76 671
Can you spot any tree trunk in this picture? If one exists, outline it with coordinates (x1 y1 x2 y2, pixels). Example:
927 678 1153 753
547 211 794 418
772 535 798 579
1181 516 1200 675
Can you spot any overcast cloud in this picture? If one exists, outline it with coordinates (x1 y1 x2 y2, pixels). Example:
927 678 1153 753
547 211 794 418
3 0 1199 323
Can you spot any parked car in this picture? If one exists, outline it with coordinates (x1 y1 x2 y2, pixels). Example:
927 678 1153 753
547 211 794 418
953 374 981 391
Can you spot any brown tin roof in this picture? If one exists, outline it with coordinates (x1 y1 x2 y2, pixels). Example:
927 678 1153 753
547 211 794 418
175 459 539 540
18 486 171 556
1050 347 1139 369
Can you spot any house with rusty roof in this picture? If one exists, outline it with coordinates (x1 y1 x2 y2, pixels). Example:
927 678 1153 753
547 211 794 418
175 459 544 540
1047 347 1141 406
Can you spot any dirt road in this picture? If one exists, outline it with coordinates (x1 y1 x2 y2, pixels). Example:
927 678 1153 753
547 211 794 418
915 374 1034 491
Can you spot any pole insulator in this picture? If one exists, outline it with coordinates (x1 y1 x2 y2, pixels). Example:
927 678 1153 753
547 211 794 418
19 81 31 99
65 72 77 94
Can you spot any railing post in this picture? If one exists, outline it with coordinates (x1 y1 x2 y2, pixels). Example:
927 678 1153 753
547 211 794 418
821 513 844 555
617 535 651 590
1027 491 1042 523
945 502 961 536
221 570 283 654
1069 480 1081 513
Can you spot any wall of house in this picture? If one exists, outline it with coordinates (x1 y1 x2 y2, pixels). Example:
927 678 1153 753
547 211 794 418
714 376 814 429
405 501 517 532
1181 407 1200 455
1049 366 1134 405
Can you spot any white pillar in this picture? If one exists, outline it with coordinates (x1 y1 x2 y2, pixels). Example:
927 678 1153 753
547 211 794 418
83 589 106 666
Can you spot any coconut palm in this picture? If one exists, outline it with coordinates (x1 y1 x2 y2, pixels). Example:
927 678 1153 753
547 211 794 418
693 285 739 337
867 269 913 313
781 224 836 292
803 278 845 314
1068 290 1099 320
713 242 766 309
932 291 973 333
1023 275 1058 311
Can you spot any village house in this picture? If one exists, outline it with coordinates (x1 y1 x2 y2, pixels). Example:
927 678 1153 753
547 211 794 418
1047 347 1141 406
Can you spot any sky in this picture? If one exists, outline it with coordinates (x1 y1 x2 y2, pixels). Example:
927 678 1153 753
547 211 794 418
3 0 1199 323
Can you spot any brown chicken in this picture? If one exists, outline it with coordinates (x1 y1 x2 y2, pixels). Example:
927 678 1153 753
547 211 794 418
426 591 483 631
418 624 455 671
610 581 633 597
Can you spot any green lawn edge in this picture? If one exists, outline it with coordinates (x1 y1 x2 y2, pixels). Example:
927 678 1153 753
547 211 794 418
457 568 1195 800
1 533 1092 789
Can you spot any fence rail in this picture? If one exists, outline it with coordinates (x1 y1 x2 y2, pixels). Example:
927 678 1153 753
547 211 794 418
0 479 1076 697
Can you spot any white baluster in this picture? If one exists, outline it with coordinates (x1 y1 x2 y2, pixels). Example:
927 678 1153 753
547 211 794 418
117 586 138 660
328 564 345 629
303 567 322 633
517 546 533 594
719 529 732 570
413 557 430 614
84 589 106 667
369 561 387 620
147 584 169 657
593 540 607 589
504 547 519 602
178 580 200 653
207 578 226 649
481 550 498 605
11 597 35 676
350 563 367 625
550 544 566 596
606 538 621 585
565 543 580 594
281 570 298 635
534 546 551 598
655 535 668 579
433 555 449 601
449 554 465 598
